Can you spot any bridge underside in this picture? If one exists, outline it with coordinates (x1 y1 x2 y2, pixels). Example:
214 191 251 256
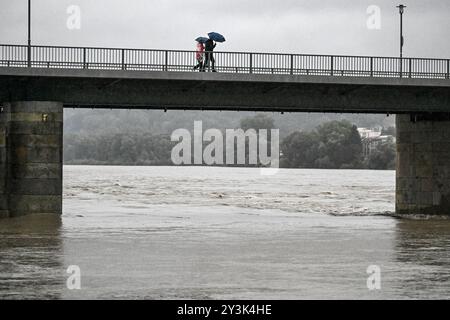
1 68 450 217
0 68 449 113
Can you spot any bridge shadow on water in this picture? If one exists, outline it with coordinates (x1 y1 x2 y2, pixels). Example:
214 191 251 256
0 214 64 299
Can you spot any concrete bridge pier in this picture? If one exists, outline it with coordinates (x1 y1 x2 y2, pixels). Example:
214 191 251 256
0 101 63 218
0 107 8 218
397 113 450 215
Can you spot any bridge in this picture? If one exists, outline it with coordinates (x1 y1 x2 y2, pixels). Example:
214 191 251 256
1 44 450 218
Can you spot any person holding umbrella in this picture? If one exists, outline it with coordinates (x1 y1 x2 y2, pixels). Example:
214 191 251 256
204 39 216 72
193 37 207 72
204 32 226 72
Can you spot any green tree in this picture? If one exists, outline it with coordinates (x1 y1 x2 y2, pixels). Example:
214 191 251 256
237 114 276 166
240 114 275 131
64 133 174 165
281 131 319 168
366 140 396 170
280 120 364 169
315 121 363 169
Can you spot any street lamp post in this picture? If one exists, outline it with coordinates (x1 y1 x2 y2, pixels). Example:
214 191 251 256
27 0 31 67
397 4 406 77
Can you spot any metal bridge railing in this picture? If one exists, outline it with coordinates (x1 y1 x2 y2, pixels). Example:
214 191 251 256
1 44 449 79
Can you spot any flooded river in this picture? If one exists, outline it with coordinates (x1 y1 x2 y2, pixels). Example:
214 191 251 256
0 166 449 299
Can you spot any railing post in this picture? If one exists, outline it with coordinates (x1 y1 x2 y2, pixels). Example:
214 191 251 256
83 47 87 69
399 58 403 78
121 49 125 70
408 58 412 78
330 56 334 76
27 45 31 67
164 50 168 71
447 59 450 79
370 57 373 77
290 54 294 75
249 53 253 74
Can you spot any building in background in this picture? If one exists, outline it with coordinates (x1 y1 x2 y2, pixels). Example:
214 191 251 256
358 127 396 158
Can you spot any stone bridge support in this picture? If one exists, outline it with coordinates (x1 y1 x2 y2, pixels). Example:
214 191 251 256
0 101 63 218
397 113 450 215
0 105 8 218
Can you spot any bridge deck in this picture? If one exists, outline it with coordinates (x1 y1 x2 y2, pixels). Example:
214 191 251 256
0 44 449 114
1 44 450 79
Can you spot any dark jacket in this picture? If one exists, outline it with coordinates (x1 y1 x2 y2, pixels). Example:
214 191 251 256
205 40 216 52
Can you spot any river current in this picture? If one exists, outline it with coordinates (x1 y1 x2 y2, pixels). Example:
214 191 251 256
0 166 449 299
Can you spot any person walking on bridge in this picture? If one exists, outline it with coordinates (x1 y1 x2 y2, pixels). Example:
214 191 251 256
204 39 216 72
193 41 205 72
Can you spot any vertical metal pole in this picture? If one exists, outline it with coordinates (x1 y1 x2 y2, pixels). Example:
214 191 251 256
370 57 373 77
249 53 253 74
164 50 168 71
399 11 403 78
121 49 125 70
27 0 31 67
330 56 334 76
397 5 406 78
83 47 87 69
408 58 412 78
447 59 450 79
290 54 294 75
400 10 403 59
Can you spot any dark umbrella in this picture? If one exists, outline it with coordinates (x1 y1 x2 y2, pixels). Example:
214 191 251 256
208 32 226 43
195 37 209 43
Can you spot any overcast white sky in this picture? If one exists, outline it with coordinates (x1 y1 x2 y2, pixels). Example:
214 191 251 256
0 0 449 58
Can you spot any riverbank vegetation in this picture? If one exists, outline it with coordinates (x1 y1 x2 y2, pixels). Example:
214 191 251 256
64 112 396 170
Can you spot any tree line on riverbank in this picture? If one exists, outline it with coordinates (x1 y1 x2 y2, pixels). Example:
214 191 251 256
281 120 396 170
64 115 396 170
